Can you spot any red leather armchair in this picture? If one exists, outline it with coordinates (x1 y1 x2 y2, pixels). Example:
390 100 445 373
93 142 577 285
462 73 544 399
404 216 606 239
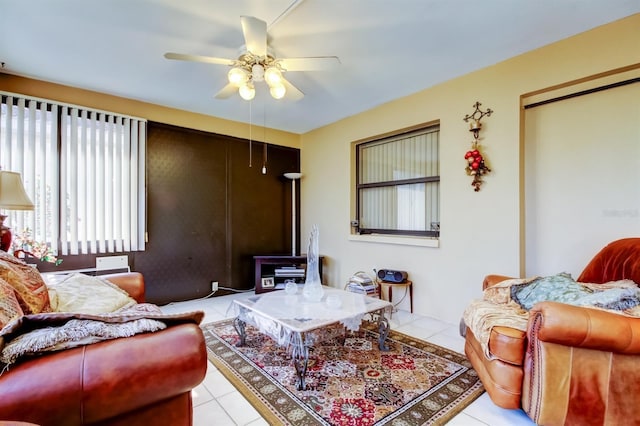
0 272 208 426
463 238 640 426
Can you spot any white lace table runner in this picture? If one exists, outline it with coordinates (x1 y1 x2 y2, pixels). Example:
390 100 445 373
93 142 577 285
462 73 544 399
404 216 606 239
228 286 392 348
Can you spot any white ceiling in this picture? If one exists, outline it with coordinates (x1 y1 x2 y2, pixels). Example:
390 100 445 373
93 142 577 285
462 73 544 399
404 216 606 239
1 1 638 134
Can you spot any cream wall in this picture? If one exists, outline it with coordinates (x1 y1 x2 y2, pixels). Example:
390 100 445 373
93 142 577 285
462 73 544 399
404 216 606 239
300 14 640 324
524 79 640 278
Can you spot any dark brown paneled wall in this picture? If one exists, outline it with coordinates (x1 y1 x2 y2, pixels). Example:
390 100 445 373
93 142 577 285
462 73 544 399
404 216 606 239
45 122 300 305
140 123 300 303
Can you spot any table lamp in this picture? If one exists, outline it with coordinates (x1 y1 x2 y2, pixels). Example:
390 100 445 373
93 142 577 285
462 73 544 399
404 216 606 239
0 171 35 251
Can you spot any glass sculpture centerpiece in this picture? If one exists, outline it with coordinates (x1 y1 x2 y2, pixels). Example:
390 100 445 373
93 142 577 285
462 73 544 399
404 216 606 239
302 224 324 302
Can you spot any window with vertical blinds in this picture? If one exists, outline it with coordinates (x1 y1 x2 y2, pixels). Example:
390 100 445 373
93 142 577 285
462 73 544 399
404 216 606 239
355 125 439 237
0 92 146 255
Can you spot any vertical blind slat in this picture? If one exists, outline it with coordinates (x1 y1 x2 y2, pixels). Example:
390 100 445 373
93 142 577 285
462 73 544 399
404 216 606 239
88 111 97 253
106 115 114 253
60 107 69 255
97 113 106 253
69 108 79 255
36 102 46 241
50 104 60 252
79 109 88 254
25 100 36 233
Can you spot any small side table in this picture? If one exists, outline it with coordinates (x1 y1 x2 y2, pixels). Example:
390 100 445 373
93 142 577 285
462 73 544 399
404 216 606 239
379 280 413 313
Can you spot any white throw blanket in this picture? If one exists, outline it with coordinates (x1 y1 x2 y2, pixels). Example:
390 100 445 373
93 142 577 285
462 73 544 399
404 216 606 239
463 298 529 359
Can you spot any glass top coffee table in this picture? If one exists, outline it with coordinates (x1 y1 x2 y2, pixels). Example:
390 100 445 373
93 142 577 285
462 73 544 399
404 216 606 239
228 286 393 390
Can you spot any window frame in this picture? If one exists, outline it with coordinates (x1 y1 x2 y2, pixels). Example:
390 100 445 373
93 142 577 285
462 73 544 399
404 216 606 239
353 123 440 239
0 91 147 256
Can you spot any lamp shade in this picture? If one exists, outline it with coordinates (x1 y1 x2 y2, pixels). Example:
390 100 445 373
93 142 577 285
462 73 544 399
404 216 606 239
0 171 35 210
284 172 302 180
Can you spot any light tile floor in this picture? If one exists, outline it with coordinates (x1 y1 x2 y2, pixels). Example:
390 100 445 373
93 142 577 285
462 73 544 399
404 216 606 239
160 291 535 426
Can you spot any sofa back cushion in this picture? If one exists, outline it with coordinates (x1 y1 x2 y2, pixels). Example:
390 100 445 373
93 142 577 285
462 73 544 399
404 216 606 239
48 273 136 314
578 238 640 284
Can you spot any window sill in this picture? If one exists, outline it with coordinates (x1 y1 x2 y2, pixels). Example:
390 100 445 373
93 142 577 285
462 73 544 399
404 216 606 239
348 234 439 248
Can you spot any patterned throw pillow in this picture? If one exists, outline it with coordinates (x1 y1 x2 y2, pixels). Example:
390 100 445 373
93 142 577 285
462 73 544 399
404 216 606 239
0 251 51 314
0 278 23 329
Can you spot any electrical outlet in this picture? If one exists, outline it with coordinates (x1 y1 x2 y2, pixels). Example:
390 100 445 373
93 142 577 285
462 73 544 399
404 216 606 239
211 281 219 292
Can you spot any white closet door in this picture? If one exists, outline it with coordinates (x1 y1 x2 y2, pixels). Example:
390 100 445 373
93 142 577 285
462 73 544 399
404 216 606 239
524 81 640 278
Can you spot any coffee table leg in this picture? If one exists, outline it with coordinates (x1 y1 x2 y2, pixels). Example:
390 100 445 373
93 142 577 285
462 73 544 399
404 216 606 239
292 344 309 390
378 314 390 351
233 317 246 347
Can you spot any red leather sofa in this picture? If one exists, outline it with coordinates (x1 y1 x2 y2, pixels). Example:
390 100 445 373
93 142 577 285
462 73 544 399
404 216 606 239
0 272 208 426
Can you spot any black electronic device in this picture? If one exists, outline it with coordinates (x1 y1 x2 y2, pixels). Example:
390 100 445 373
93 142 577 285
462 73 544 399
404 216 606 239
377 269 408 283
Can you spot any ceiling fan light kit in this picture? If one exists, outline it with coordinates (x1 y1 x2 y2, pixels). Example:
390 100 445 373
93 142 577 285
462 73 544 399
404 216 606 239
227 52 288 100
164 15 339 102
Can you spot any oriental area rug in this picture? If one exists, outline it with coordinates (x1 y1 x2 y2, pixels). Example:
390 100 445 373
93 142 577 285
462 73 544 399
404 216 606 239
202 319 484 425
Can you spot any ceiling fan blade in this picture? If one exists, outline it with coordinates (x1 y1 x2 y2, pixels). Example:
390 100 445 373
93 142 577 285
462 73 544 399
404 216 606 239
282 78 304 101
278 56 341 72
164 52 234 66
214 83 238 99
240 16 267 57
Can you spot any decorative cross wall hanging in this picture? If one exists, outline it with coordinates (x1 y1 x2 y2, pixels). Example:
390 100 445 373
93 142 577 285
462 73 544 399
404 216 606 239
463 102 493 191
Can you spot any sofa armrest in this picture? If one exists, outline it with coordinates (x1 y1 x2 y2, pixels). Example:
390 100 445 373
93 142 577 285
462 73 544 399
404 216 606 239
528 301 640 354
523 301 640 424
0 323 206 425
482 274 514 290
101 272 145 303
81 323 206 424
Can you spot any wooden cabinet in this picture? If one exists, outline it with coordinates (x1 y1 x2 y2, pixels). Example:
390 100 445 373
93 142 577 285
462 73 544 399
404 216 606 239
254 255 324 294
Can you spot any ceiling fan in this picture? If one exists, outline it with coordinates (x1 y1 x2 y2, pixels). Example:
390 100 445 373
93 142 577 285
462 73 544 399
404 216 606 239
164 16 340 101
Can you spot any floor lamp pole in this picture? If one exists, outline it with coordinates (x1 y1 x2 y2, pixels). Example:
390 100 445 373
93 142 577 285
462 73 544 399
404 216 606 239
284 173 302 256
